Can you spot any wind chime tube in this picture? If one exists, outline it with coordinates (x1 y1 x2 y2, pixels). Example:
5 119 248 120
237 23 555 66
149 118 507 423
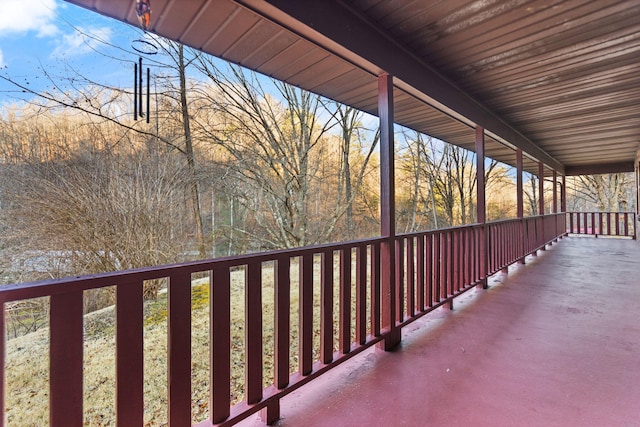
134 62 138 120
146 68 151 124
139 57 144 118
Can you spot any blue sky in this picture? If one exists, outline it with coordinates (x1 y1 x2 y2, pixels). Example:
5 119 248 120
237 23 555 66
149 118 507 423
0 0 147 104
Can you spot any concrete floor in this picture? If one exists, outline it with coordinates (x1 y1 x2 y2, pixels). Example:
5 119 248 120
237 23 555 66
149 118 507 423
241 236 640 427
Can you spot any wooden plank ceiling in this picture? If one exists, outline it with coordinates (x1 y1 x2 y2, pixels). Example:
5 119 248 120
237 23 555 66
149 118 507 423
66 0 640 176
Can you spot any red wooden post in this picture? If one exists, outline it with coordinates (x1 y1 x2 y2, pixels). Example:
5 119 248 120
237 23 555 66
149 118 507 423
370 242 381 336
433 233 441 302
275 257 291 384
462 228 468 286
116 281 144 427
320 251 334 363
440 232 447 297
300 255 314 373
168 271 191 426
569 212 574 233
263 258 288 424
210 267 231 424
553 170 557 214
339 248 352 354
454 230 461 293
378 73 400 349
561 174 567 213
395 239 405 323
406 237 415 317
0 301 4 427
246 262 263 402
552 170 558 240
356 245 368 344
503 224 509 272
516 150 523 217
447 231 454 302
516 149 525 263
538 162 546 250
426 234 434 307
440 236 451 300
476 126 488 288
636 161 640 239
538 162 545 216
50 291 83 427
454 229 461 303
416 235 425 311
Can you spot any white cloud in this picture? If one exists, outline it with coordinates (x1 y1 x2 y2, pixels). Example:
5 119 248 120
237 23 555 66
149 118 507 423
50 26 114 58
0 49 4 67
0 0 58 37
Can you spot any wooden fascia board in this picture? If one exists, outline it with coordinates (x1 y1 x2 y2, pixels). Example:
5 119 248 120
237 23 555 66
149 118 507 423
565 162 635 176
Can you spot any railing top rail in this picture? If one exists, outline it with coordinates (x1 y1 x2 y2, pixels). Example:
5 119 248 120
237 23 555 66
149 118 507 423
0 236 386 303
395 222 483 238
567 211 635 214
2 211 589 303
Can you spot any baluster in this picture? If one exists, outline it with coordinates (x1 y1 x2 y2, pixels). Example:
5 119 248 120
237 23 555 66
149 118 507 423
50 291 83 427
116 281 144 426
168 271 191 425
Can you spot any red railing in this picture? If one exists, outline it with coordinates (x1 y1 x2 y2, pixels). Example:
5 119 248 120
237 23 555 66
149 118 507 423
395 224 485 323
0 214 567 426
566 212 636 239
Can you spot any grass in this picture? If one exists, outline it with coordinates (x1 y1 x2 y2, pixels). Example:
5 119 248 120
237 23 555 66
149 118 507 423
5 256 366 426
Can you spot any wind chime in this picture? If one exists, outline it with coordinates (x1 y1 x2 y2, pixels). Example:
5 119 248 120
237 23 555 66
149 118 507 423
133 57 150 123
132 0 155 123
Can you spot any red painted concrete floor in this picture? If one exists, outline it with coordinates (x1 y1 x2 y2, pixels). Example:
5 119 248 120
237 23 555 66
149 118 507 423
241 236 640 427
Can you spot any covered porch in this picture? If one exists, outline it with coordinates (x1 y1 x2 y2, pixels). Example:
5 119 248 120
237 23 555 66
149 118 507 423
2 0 639 426
243 235 640 426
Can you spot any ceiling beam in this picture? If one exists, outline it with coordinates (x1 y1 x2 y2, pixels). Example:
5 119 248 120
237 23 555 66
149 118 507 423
565 162 635 176
241 0 564 173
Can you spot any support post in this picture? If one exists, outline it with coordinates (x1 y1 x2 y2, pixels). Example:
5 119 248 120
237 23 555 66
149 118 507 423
538 162 546 250
378 73 400 350
476 126 487 288
516 149 525 264
561 174 567 238
635 161 639 240
553 170 557 214
552 170 558 242
538 162 545 216
561 175 567 213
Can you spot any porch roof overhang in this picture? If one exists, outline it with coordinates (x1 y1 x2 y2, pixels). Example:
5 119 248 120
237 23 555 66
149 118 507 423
65 0 640 177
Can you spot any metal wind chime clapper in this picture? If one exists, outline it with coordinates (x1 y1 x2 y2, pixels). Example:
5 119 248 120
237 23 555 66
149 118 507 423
133 57 151 123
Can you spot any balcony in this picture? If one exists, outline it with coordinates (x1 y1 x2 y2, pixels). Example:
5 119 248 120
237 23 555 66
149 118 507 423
7 1 640 425
0 213 637 426
238 233 640 426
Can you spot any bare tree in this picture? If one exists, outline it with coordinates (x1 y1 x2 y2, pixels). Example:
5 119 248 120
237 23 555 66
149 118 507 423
331 103 379 239
568 173 634 212
192 60 378 248
397 130 438 232
157 41 207 256
524 174 539 215
0 108 192 298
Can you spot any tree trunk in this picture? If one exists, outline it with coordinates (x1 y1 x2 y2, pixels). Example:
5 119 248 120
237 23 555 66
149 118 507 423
178 44 206 257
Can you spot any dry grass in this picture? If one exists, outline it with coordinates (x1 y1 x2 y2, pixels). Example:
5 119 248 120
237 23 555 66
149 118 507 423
5 256 366 426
